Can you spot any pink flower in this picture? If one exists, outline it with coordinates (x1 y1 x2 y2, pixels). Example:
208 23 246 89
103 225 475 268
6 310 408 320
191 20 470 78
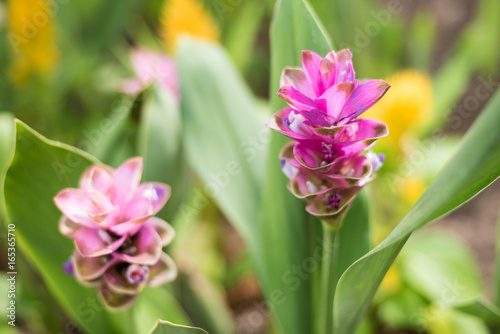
266 50 389 224
122 48 180 99
55 157 177 309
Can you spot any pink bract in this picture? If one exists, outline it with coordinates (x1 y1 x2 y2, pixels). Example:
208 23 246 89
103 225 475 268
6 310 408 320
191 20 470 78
266 49 389 224
55 157 177 309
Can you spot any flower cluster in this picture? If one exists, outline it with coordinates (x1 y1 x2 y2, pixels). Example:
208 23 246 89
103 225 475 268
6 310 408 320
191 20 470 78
266 50 390 225
54 157 177 309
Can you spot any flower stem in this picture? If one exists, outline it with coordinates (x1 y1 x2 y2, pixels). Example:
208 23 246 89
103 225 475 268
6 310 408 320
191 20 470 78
318 222 339 334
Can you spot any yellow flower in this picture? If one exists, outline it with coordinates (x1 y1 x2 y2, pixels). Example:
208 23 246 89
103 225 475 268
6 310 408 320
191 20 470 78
364 70 433 151
160 0 220 53
7 0 58 83
380 266 402 296
400 175 426 204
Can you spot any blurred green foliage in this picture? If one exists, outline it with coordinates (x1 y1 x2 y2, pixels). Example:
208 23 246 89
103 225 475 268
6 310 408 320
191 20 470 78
0 0 499 333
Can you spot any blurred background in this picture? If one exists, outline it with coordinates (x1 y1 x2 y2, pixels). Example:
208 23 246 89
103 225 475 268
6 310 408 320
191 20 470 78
0 0 499 333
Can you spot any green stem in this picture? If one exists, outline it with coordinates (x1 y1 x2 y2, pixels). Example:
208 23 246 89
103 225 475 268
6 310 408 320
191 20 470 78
318 222 339 334
126 307 137 334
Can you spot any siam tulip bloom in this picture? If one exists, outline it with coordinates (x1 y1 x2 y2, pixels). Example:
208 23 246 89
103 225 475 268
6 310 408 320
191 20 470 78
266 50 389 224
160 0 220 53
122 48 180 99
54 157 177 309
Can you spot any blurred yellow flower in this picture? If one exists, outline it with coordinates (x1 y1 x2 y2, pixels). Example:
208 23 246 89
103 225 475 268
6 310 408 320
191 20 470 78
400 175 426 204
422 305 455 334
7 0 58 83
365 70 433 151
380 266 402 296
160 0 220 53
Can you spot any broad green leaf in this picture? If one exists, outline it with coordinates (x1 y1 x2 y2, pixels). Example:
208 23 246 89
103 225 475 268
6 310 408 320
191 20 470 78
431 0 499 130
408 11 436 71
4 120 119 333
225 0 271 72
90 94 136 164
401 231 482 303
4 120 189 334
335 192 370 282
456 299 500 326
137 85 190 221
495 206 500 307
0 113 15 220
334 89 500 334
176 273 235 334
149 320 208 334
0 274 17 334
262 0 332 333
376 286 426 329
177 39 266 258
431 47 474 127
134 287 191 334
447 310 489 334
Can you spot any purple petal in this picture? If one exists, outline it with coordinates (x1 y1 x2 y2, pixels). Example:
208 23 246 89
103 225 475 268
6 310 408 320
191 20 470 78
340 79 390 121
280 67 315 99
54 189 101 228
74 228 127 257
73 251 117 281
278 84 316 111
295 109 336 127
315 82 356 118
111 157 143 207
63 259 75 276
113 225 162 265
302 50 326 96
148 253 177 287
133 183 171 215
145 217 175 247
280 158 299 180
265 108 315 141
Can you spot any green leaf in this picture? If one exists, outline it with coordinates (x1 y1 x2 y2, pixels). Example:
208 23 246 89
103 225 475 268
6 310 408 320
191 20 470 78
149 320 208 334
401 231 482 302
137 85 190 221
177 38 266 257
456 299 500 326
0 113 15 220
494 206 500 307
134 287 191 334
90 94 136 165
335 192 371 281
262 0 332 333
334 90 500 333
176 273 235 334
4 120 189 334
4 120 119 333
